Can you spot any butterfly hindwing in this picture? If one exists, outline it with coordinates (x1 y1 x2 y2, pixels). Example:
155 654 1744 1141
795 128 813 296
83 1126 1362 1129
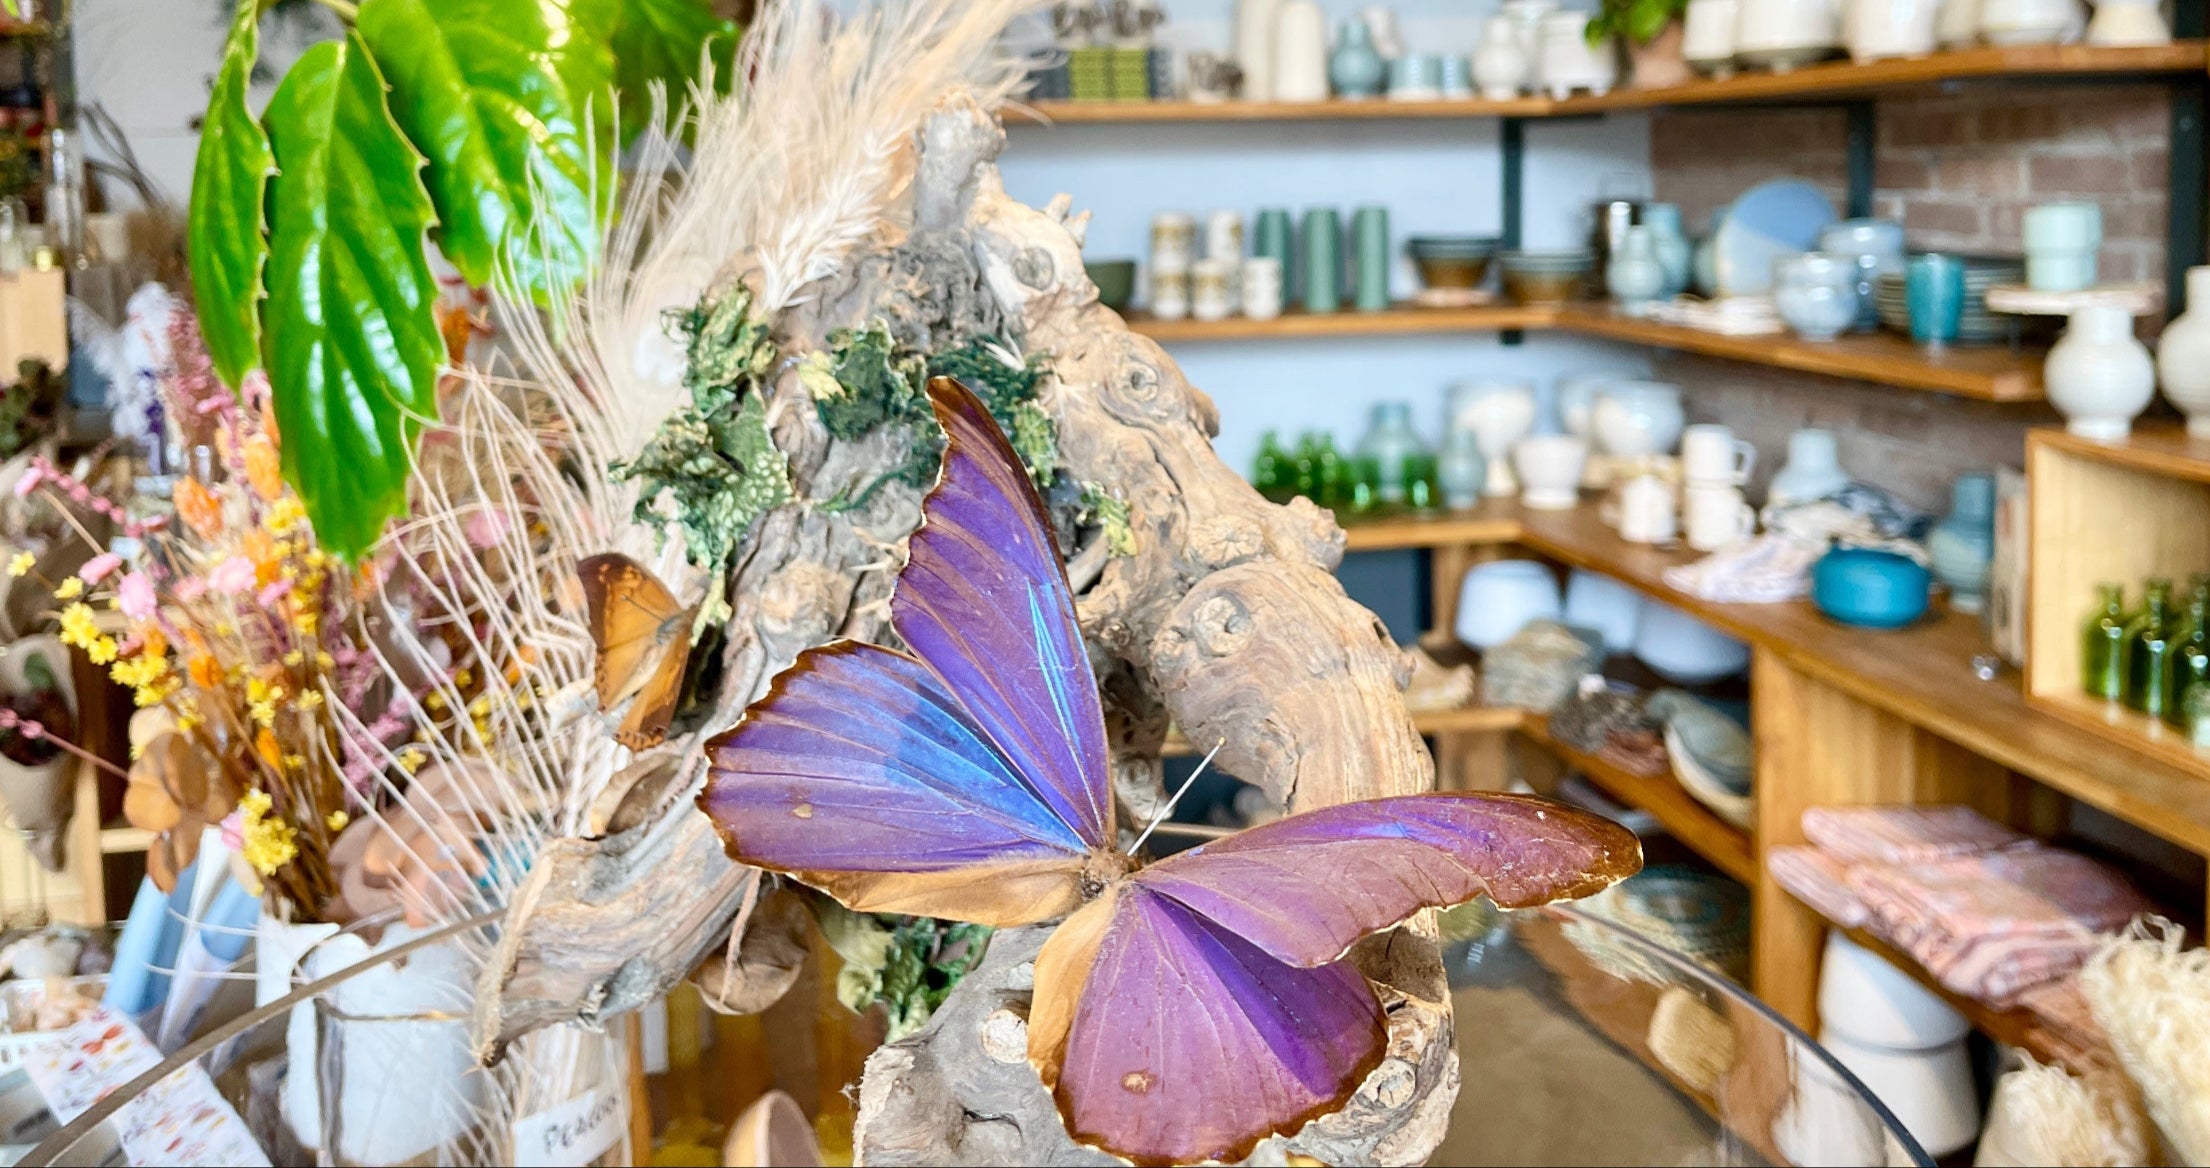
579 553 695 750
1025 793 1642 1164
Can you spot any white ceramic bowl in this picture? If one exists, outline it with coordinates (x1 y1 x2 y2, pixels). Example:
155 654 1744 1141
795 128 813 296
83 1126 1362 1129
1818 1031 1981 1157
1563 570 1646 655
1817 932 1970 1050
1666 724 1755 828
1633 601 1751 684
1591 381 1687 458
1513 435 1590 510
1454 560 1562 651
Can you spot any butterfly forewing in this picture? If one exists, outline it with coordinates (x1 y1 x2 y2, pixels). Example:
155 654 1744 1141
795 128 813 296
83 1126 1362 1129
890 378 1115 847
579 553 696 749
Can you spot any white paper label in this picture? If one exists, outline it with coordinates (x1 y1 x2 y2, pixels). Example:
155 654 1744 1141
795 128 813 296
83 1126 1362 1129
512 1087 627 1168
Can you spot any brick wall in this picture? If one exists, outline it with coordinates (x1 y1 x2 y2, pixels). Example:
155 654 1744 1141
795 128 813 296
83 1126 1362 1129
1648 85 2173 508
1651 84 2174 284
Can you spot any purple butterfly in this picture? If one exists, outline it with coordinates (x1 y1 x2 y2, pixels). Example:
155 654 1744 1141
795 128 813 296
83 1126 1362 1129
700 377 1642 1166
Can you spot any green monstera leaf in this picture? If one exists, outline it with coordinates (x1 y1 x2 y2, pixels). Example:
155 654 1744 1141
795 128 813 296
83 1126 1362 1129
612 0 739 139
261 33 442 560
356 0 614 298
187 0 274 388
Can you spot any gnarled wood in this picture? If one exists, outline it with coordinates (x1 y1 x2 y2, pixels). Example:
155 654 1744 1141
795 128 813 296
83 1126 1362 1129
473 95 1454 1160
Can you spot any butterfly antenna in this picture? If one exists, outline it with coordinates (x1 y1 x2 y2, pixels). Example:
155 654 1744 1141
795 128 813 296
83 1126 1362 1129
1127 737 1225 856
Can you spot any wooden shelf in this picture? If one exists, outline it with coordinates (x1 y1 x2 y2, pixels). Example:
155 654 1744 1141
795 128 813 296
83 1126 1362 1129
1552 306 2046 402
1521 715 1758 884
2030 423 2210 484
1124 303 1553 342
1124 302 2045 401
1012 95 1548 124
1340 500 1523 551
1015 43 2207 127
1161 703 1523 757
1792 905 2116 1075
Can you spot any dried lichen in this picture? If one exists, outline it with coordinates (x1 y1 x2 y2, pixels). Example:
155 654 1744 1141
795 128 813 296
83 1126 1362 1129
816 898 992 1042
615 285 795 574
1080 483 1137 558
808 323 1058 503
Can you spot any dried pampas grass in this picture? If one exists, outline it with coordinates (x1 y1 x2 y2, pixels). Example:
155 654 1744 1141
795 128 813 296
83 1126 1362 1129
2080 918 2210 1165
1975 1060 2152 1167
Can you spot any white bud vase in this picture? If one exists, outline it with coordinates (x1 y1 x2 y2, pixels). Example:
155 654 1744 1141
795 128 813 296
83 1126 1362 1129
2046 304 2155 441
2156 266 2210 439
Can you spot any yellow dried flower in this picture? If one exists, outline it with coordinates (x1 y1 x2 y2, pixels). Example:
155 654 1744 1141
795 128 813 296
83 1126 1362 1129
110 655 167 689
396 747 427 774
6 552 31 577
326 810 349 832
238 788 297 877
282 650 304 667
265 495 305 534
296 691 324 712
52 577 82 600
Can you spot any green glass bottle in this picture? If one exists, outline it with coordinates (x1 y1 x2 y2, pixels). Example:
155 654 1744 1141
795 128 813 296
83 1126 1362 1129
1347 454 1382 512
2083 582 2129 700
2125 578 2177 717
1314 436 1348 509
1401 452 1438 510
1292 432 1321 501
1252 431 1292 503
2168 578 2210 726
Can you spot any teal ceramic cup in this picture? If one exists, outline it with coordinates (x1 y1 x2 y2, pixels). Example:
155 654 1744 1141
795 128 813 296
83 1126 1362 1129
1255 208 1294 286
1351 205 1391 312
1302 208 1344 312
1905 253 1965 346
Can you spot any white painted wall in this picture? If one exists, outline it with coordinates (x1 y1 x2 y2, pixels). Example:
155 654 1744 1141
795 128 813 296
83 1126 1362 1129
999 0 1657 478
71 0 1660 477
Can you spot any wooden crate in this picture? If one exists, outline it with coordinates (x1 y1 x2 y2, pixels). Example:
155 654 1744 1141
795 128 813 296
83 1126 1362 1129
2026 427 2210 777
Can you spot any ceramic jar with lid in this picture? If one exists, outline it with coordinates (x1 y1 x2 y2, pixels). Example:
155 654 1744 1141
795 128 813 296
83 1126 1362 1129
1928 472 1997 614
2156 266 2210 438
2045 304 2155 440
1773 251 1861 342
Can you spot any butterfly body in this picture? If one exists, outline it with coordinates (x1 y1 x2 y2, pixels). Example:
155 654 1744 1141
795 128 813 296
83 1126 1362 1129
701 378 1641 1165
578 553 697 750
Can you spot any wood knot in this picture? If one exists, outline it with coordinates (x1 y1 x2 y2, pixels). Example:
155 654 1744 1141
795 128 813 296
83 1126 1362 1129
1012 246 1056 289
1186 513 1264 570
1190 595 1253 658
1097 355 1178 425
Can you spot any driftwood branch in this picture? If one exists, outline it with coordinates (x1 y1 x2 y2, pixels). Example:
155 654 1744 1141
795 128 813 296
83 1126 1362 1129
473 95 1454 1161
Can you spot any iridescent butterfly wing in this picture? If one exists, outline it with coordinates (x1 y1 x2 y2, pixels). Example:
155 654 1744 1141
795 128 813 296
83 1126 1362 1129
698 378 1113 927
700 377 1641 1164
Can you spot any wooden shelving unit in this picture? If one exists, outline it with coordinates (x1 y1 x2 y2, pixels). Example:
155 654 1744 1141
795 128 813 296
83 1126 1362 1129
1520 715 1757 883
1121 303 2047 401
1014 42 2207 126
1552 306 2046 402
1125 303 1553 343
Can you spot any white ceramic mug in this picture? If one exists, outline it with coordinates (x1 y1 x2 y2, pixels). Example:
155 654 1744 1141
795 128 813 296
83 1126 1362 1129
1681 423 1758 486
1685 483 1758 551
1151 213 1197 272
1151 268 1191 321
1206 209 1246 263
1618 474 1679 544
1191 259 1237 322
1241 257 1285 320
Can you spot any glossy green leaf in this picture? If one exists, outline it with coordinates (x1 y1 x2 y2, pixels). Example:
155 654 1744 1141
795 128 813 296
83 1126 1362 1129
262 34 442 560
612 0 739 140
187 0 273 389
356 0 614 297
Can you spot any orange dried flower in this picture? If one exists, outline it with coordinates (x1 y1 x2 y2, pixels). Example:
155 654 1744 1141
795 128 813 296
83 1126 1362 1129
174 478 224 541
138 625 169 661
244 434 284 502
187 652 223 689
242 528 281 587
254 727 283 772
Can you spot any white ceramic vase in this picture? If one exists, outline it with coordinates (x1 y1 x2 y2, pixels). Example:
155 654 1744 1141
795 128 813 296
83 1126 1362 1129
2157 267 2210 438
1768 427 1850 505
2085 0 2170 43
1235 0 1286 100
2046 304 2155 441
1473 14 1531 99
1272 1 1331 102
1453 382 1538 496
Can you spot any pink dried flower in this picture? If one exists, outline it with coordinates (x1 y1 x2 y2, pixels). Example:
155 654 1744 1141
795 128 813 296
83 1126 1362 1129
117 572 156 619
174 577 207 603
463 508 511 550
257 579 294 606
79 553 122 585
208 556 256 595
11 465 38 498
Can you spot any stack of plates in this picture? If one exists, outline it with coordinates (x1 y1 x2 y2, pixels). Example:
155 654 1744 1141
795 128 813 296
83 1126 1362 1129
1872 255 2028 346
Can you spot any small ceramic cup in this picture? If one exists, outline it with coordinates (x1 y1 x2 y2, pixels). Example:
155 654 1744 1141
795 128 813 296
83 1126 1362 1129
2022 200 2103 292
1438 54 1476 98
1906 253 1966 346
1241 257 1285 320
1206 209 1246 264
1388 53 1444 100
1681 423 1758 487
1618 473 1679 543
1151 267 1191 321
1192 259 1237 322
1684 483 1757 551
1151 212 1197 272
